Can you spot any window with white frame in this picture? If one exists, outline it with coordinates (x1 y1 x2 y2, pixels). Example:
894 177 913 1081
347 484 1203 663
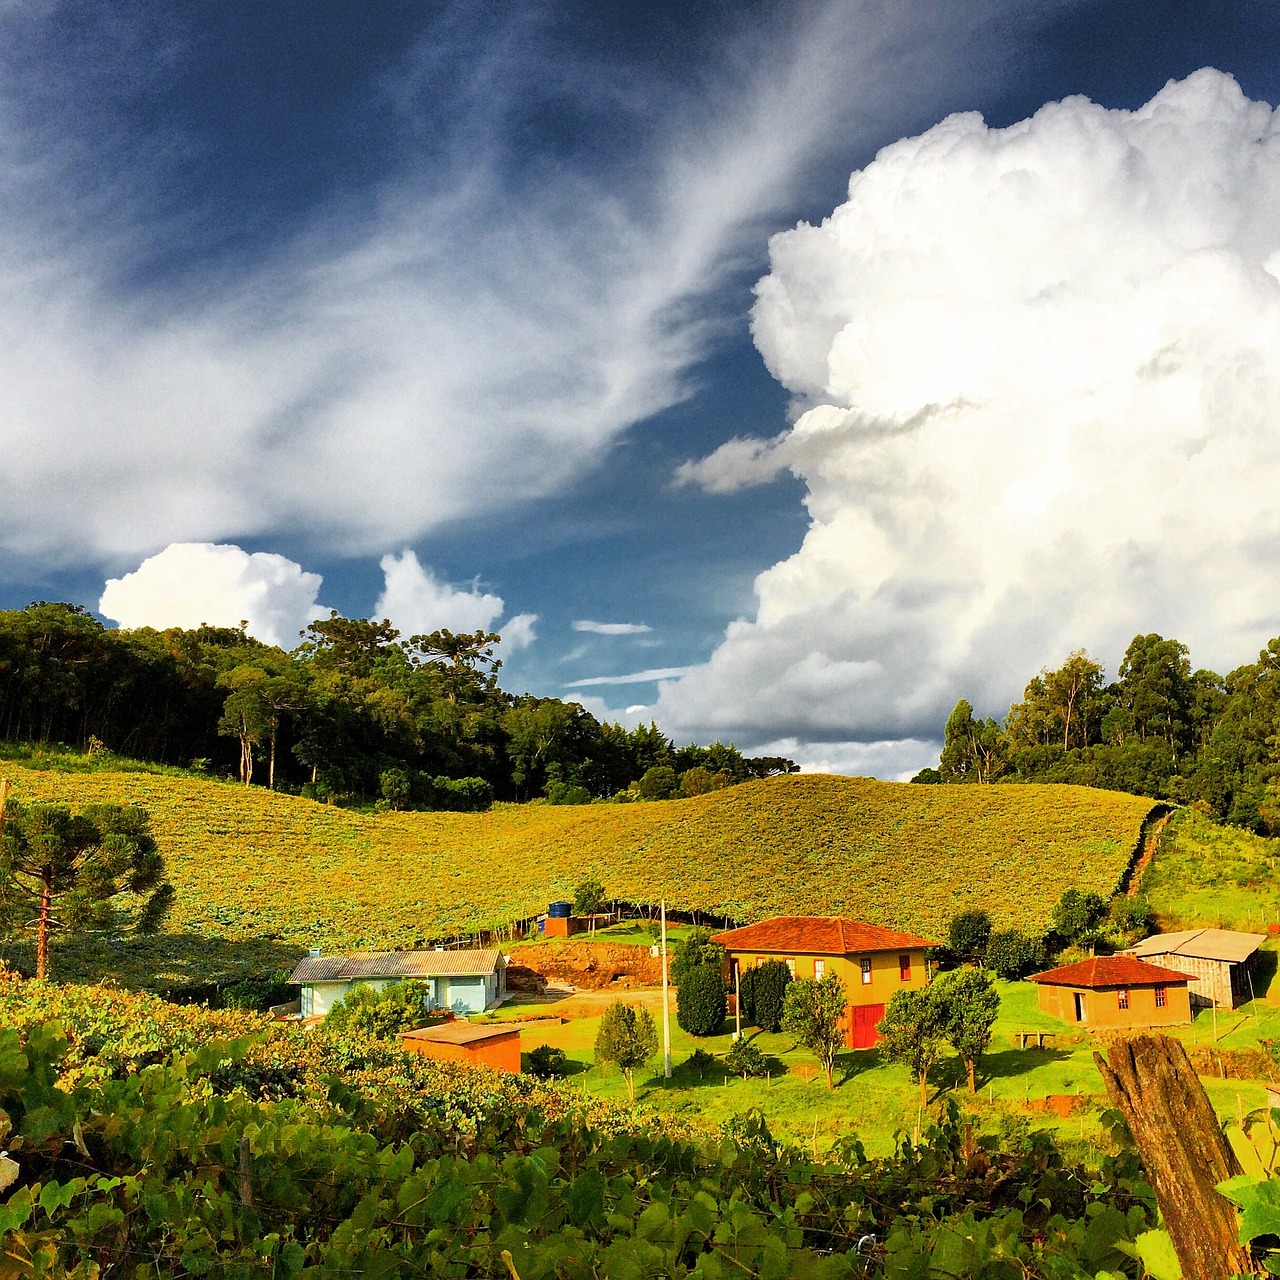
814 959 825 979
860 957 872 985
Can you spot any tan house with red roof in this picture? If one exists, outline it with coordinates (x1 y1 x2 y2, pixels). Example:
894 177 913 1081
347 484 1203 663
709 916 937 1049
1029 955 1191 1028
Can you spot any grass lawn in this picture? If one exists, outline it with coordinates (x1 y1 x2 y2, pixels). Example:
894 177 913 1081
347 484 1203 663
509 980 1280 1158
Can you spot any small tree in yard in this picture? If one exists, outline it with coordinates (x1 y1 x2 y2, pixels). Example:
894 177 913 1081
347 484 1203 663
984 929 1046 979
595 1001 658 1101
740 959 791 1033
676 964 727 1036
781 973 848 1090
724 1036 767 1079
0 801 173 980
932 967 1000 1093
876 988 948 1108
948 909 993 962
573 876 607 916
326 981 431 1039
670 927 725 985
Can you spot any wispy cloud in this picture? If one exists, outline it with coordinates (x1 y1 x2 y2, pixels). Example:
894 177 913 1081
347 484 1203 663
0 0 1035 579
572 620 653 635
565 666 694 688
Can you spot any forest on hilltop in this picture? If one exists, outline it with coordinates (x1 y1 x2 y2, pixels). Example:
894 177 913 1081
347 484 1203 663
0 602 794 807
925 631 1280 834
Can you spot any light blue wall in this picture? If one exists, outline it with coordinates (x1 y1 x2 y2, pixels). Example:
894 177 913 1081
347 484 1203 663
435 975 489 1012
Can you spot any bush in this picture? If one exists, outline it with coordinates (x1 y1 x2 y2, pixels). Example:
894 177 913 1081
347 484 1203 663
418 775 494 812
676 965 726 1037
545 780 592 806
221 971 294 1011
948 909 993 962
637 765 680 800
524 1044 569 1078
983 930 1046 980
1107 894 1154 939
740 959 791 1033
724 1036 768 1079
325 980 431 1038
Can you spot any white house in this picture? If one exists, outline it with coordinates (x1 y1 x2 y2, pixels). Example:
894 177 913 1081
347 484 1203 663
288 948 506 1018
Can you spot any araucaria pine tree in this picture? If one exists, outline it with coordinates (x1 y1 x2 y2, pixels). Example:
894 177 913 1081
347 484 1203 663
0 801 173 979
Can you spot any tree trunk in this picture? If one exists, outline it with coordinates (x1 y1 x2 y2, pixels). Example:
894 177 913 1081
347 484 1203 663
269 723 277 790
919 1069 928 1108
967 1057 977 1093
36 865 52 980
1095 1035 1259 1278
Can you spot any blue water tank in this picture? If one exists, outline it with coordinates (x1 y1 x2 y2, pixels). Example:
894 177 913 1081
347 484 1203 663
548 900 572 918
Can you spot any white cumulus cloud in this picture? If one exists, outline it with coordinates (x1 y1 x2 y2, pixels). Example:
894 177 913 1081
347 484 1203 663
98 543 327 648
659 70 1280 759
375 550 505 635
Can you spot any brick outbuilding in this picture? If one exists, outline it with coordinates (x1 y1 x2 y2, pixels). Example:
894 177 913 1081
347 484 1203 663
1029 955 1191 1029
400 1022 523 1073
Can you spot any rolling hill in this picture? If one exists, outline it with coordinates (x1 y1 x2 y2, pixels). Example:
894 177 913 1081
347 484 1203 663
0 764 1159 987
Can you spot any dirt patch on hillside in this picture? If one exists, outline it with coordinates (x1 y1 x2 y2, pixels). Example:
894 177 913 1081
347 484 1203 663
507 940 662 992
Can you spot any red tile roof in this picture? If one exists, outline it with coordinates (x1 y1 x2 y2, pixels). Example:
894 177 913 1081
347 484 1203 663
1029 955 1190 988
710 916 937 956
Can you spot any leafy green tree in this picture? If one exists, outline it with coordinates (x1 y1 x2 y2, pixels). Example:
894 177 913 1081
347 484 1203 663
637 765 680 800
932 968 999 1093
325 981 430 1038
739 959 791 1033
1051 888 1107 946
939 700 1008 783
670 928 725 986
218 682 270 786
0 802 172 979
781 974 848 1090
1005 650 1107 752
676 964 726 1036
983 929 1045 980
947 909 992 962
876 988 948 1107
573 876 607 916
594 1001 658 1101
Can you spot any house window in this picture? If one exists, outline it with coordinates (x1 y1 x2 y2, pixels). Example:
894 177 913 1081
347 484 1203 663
861 958 873 985
814 959 825 979
899 954 912 982
1117 988 1130 1011
1155 986 1167 1008
785 958 796 978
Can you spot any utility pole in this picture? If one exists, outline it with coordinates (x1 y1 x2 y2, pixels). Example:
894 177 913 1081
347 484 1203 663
661 898 672 1078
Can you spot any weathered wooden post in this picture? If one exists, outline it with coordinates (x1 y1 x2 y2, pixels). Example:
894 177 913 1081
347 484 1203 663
1095 1034 1259 1278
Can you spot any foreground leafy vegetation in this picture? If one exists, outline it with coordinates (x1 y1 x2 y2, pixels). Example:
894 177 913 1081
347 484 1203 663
0 765 1156 984
0 980 1176 1279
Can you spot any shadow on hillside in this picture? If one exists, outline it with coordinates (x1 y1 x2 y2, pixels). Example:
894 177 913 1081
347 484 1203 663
979 1045 1075 1082
0 931 306 997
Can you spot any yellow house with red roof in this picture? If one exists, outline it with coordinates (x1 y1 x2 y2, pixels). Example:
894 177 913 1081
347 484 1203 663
710 916 938 1048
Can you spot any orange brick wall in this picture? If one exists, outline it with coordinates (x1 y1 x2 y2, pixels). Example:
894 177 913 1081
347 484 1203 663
542 916 580 938
401 1032 522 1073
1037 982 1191 1028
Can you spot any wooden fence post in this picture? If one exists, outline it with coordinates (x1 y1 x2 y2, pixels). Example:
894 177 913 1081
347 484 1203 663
1095 1034 1259 1278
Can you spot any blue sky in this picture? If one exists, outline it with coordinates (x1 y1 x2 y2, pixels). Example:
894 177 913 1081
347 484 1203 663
5 1 1280 775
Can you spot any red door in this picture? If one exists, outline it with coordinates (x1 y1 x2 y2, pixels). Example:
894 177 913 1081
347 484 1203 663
849 1003 885 1049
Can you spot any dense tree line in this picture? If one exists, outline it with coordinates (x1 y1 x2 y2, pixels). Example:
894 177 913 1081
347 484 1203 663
0 601 795 807
920 631 1280 832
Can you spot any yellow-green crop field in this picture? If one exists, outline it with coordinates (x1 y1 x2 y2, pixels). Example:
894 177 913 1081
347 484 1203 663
1 764 1157 986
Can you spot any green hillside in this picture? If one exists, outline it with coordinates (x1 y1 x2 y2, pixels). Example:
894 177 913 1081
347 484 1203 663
1143 807 1280 932
0 763 1158 986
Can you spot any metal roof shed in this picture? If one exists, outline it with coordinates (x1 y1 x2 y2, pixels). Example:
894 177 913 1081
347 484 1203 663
1128 929 1266 1008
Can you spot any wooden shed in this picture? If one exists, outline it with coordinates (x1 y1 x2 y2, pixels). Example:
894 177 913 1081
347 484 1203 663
709 916 938 1049
1128 928 1266 1009
400 1022 523 1073
1029 955 1191 1029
